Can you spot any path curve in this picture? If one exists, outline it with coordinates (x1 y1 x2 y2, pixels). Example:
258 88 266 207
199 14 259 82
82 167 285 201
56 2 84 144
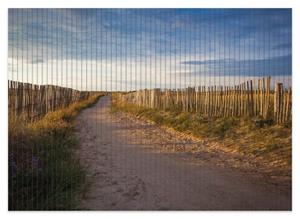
75 95 291 210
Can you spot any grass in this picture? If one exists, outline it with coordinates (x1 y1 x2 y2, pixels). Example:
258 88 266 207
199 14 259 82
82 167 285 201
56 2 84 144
112 94 291 178
8 94 103 210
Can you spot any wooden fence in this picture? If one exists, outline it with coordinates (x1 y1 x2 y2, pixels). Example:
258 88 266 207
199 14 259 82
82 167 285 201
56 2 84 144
119 77 292 124
8 80 93 122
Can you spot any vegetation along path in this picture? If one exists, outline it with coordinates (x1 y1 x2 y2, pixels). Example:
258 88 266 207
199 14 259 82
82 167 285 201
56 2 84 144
75 95 291 210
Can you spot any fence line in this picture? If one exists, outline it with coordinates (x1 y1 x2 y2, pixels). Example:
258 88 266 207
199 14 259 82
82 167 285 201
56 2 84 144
8 80 93 122
119 77 292 124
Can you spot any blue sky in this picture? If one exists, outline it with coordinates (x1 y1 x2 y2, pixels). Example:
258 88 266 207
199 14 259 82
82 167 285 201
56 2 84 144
8 9 291 91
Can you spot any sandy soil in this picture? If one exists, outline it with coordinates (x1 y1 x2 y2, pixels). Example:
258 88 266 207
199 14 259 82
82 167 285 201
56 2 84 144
75 95 291 210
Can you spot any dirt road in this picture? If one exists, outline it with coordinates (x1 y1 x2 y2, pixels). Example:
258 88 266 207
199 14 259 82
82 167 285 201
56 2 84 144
75 95 291 210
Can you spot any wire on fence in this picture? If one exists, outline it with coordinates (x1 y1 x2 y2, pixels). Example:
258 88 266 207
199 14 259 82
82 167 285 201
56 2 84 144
119 76 292 124
8 80 93 122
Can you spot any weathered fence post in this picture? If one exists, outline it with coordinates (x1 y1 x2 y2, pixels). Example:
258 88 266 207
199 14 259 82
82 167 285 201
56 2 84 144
274 83 283 124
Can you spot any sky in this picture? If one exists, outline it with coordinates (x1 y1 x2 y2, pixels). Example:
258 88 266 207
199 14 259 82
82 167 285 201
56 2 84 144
8 9 292 91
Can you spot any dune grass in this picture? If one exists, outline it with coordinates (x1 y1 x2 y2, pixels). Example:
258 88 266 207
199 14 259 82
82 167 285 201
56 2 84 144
8 94 102 210
112 94 291 179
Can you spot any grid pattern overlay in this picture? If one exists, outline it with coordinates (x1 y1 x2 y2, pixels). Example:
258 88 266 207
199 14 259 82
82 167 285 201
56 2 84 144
8 9 292 210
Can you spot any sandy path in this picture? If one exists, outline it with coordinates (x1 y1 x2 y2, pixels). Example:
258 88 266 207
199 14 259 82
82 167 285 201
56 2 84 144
75 95 291 210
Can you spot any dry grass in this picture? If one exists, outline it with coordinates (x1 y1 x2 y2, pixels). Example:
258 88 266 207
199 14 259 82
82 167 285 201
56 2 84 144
8 94 103 210
112 94 291 183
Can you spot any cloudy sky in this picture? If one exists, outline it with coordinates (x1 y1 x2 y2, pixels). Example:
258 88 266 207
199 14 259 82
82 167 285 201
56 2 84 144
8 9 291 91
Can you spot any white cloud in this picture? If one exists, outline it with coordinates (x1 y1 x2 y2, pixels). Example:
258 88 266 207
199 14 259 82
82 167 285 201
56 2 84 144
8 55 291 91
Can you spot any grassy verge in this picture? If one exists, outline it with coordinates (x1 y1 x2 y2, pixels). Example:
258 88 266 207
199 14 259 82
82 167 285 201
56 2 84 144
112 94 291 181
9 94 103 210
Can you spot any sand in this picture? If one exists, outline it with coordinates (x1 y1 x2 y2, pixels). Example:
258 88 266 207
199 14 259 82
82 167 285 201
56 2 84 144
75 95 291 210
